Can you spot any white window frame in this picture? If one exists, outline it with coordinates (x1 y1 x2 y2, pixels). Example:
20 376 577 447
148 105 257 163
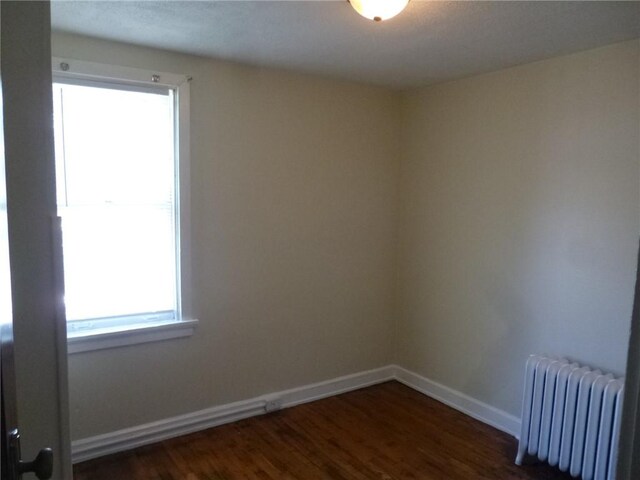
52 57 197 354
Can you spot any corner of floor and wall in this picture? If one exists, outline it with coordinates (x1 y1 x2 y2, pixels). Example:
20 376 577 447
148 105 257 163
394 36 640 437
50 31 640 464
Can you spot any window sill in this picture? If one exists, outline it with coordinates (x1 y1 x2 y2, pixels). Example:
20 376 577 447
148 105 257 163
67 319 198 354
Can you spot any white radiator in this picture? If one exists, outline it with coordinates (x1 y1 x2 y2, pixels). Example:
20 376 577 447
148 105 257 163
516 355 624 480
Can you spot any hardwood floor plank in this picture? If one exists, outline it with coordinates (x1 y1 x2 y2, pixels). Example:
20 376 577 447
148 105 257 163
73 381 573 479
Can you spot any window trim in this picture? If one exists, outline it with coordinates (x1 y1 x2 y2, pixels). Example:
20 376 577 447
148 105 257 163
52 58 197 353
67 319 199 354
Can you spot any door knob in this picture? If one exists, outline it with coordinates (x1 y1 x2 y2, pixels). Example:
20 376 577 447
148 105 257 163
7 429 54 480
19 448 54 480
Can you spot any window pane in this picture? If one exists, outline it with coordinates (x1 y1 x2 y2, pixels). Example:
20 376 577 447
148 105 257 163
56 83 174 206
53 82 177 322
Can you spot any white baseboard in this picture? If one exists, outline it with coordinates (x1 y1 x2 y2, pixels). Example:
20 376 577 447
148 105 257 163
391 365 521 437
71 365 395 463
72 364 520 463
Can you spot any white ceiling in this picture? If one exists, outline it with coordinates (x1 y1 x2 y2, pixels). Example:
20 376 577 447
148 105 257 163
51 1 640 89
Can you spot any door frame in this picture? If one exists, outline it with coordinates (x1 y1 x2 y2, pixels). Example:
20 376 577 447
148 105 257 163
1 1 71 478
617 242 640 478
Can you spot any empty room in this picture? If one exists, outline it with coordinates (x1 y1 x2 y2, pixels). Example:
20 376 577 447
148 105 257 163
1 1 639 479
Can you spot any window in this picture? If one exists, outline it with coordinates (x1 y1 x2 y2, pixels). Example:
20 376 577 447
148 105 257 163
52 59 196 353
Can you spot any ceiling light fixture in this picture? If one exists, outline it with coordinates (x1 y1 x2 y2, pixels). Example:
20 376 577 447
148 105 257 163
348 0 409 22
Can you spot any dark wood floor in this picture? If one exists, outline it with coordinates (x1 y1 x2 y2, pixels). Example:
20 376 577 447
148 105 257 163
74 381 572 479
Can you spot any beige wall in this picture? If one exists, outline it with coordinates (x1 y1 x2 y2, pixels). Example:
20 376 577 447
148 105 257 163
53 32 639 441
52 33 401 440
397 40 640 416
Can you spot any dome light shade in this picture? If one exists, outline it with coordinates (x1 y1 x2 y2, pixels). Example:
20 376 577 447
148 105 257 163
349 0 409 22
